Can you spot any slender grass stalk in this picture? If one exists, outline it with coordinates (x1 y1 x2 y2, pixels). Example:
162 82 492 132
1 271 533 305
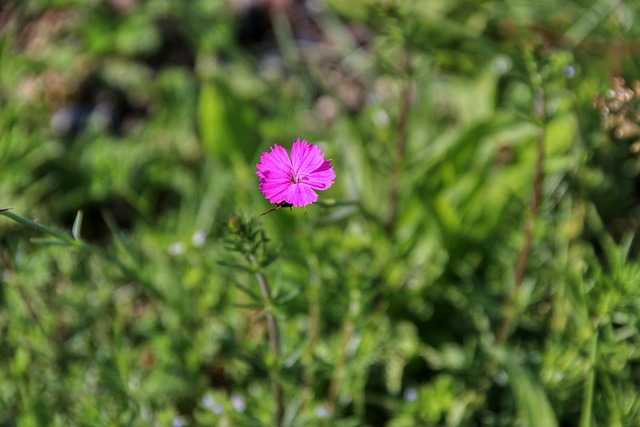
1 210 74 242
0 209 159 297
1 210 129 271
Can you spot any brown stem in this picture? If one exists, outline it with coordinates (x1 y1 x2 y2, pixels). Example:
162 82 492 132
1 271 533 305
496 87 545 344
385 52 412 235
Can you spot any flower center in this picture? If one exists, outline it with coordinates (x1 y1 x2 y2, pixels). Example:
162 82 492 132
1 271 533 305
291 171 306 184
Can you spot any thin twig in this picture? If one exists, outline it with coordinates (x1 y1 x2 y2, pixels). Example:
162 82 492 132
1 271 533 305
496 87 546 343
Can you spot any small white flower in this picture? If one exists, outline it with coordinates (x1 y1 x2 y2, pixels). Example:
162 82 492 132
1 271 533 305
192 230 207 247
404 387 418 402
231 393 246 413
563 65 576 78
172 416 186 427
202 394 224 414
316 406 329 418
372 109 389 127
168 242 185 256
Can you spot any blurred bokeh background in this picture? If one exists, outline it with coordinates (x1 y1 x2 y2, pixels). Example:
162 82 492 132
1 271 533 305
2 0 640 425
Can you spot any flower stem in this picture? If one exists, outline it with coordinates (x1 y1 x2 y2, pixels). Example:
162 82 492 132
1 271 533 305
250 255 284 426
579 329 597 427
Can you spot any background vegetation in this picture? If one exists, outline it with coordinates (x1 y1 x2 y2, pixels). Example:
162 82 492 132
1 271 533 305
2 0 640 425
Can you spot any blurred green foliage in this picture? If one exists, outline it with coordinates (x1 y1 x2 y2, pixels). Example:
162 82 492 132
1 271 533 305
2 0 640 425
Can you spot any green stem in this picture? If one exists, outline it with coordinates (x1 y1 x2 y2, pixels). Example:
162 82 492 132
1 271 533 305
579 329 597 427
1 210 155 296
249 255 284 426
1 210 73 242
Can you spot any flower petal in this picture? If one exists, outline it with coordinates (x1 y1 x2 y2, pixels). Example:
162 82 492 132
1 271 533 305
257 144 293 176
283 183 318 207
257 139 334 207
291 139 325 177
304 159 335 189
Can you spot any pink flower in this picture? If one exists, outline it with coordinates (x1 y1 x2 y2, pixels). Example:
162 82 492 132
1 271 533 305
256 139 336 207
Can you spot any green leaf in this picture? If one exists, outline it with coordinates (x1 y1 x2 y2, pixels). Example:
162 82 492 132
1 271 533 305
72 210 83 241
30 238 70 246
216 260 255 274
198 80 259 163
490 347 558 427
